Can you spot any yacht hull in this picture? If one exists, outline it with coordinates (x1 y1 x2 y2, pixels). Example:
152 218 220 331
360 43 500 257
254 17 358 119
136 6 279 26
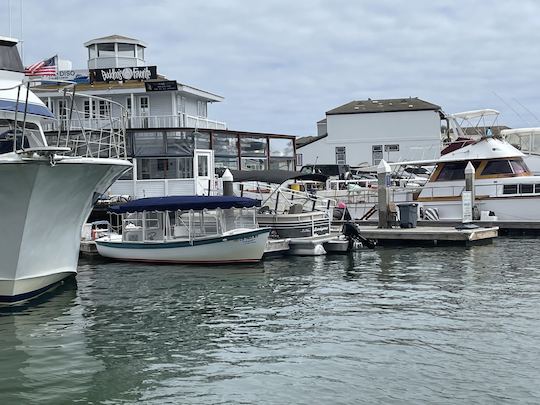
0 158 130 302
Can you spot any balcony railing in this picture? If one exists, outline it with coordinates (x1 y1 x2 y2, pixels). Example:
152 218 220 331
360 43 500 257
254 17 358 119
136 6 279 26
43 113 227 131
128 114 227 130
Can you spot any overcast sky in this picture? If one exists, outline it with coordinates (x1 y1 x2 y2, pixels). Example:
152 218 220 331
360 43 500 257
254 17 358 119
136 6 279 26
4 0 540 135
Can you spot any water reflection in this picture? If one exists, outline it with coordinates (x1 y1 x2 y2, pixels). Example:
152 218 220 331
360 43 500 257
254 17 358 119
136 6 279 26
0 279 103 404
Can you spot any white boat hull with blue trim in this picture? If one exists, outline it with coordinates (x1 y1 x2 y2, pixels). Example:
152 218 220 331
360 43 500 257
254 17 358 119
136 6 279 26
0 36 132 302
0 157 131 302
95 228 271 264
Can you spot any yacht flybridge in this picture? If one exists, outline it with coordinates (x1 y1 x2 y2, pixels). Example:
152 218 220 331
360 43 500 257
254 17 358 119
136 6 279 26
0 37 131 302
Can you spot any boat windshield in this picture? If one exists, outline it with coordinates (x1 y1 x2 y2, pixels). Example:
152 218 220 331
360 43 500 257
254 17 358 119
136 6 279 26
121 207 258 243
0 119 46 154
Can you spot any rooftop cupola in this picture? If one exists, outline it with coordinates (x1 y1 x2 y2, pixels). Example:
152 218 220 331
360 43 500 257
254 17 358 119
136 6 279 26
84 35 146 69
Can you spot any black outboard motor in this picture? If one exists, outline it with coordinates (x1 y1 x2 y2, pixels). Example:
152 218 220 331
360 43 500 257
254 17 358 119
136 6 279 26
342 222 376 249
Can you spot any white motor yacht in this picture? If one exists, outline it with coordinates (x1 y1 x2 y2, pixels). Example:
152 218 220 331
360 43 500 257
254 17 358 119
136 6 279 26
0 37 131 302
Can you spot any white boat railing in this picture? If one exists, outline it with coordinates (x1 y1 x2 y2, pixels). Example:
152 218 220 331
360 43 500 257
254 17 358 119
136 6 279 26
33 81 128 159
1 79 128 159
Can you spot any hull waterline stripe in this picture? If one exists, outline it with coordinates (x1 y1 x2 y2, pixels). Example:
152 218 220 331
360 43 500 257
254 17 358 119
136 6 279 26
0 276 71 303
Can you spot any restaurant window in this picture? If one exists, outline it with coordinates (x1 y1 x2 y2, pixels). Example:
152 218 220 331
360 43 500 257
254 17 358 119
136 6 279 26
97 43 115 57
166 131 193 156
117 43 135 58
213 134 238 156
194 131 210 149
215 157 239 170
269 138 294 157
133 132 165 156
241 157 266 170
240 137 267 156
137 157 193 179
269 159 295 171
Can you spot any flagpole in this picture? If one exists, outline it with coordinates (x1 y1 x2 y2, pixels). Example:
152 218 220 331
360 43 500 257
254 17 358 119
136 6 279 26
20 0 24 64
8 0 12 37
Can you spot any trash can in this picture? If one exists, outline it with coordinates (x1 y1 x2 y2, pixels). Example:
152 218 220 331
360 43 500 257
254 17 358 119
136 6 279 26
397 203 418 228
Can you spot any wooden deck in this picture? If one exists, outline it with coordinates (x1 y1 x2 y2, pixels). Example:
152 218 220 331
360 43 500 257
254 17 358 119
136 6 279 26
356 225 499 246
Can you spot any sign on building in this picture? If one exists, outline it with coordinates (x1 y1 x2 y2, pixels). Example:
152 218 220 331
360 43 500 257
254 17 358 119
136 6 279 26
89 66 157 83
145 80 178 92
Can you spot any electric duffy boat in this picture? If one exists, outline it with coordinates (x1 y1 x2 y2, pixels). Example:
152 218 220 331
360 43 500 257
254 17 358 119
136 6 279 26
0 37 131 302
95 196 271 263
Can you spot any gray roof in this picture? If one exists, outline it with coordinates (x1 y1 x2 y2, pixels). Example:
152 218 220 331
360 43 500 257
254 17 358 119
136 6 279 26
326 97 441 115
84 35 146 47
296 134 327 148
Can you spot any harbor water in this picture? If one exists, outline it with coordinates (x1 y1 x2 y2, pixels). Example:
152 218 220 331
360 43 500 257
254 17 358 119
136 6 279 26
1 237 540 404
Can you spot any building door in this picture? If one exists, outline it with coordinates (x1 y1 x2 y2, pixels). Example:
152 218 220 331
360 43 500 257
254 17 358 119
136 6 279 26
194 149 215 195
138 96 149 128
372 145 383 165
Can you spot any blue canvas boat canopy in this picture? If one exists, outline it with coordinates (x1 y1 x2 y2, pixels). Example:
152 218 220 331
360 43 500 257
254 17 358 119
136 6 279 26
109 195 261 213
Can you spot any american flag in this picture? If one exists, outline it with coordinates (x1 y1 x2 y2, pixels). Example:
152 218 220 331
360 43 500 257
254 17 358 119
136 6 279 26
24 55 57 76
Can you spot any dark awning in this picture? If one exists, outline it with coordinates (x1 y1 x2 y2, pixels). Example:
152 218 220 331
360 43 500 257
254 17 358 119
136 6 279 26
225 169 327 184
109 195 261 214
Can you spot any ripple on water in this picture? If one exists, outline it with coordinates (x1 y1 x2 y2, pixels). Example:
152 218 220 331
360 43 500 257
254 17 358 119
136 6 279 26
0 238 540 404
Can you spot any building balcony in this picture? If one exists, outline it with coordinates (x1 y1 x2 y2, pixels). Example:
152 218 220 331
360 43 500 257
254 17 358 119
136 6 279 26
128 114 227 130
43 113 227 132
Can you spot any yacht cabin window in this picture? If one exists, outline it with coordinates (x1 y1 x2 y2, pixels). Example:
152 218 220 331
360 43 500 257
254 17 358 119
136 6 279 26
481 159 529 176
436 162 480 181
482 160 513 175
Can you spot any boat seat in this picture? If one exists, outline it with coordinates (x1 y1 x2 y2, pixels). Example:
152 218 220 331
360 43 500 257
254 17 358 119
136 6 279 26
288 204 304 214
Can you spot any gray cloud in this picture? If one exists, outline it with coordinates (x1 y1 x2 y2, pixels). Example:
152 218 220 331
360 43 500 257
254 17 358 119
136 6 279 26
5 0 540 134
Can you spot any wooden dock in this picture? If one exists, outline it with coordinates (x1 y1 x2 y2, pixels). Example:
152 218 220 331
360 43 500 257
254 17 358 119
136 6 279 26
356 225 499 246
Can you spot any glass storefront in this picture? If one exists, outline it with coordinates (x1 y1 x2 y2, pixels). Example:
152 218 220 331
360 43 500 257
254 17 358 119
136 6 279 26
127 130 295 179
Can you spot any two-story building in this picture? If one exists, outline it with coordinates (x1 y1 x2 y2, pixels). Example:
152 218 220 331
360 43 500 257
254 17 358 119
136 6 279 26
33 35 297 198
297 97 444 167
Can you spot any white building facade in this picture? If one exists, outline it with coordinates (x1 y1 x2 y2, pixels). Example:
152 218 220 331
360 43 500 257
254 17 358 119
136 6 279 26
297 98 444 167
37 35 226 132
31 35 296 199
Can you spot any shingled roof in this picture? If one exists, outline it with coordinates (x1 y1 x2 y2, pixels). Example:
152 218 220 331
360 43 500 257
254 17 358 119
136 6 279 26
326 97 441 115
